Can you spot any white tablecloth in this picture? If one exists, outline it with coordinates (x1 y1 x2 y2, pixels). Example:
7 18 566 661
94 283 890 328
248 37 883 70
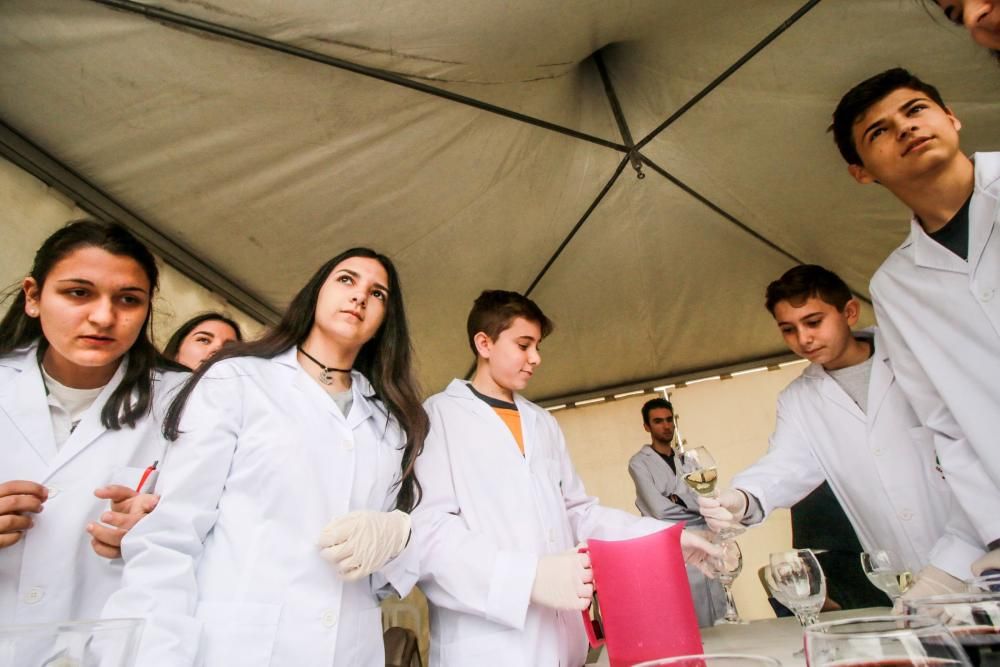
590 607 891 666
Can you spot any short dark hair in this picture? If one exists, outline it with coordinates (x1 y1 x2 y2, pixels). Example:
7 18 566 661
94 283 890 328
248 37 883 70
641 398 673 425
162 312 243 363
830 68 947 166
765 265 853 315
466 290 553 357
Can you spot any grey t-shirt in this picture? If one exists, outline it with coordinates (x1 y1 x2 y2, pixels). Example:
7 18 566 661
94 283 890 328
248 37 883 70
331 388 353 418
827 352 874 414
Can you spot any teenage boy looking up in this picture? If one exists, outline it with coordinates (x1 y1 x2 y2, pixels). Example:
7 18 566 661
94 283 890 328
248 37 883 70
412 290 719 667
698 266 983 601
830 68 1000 566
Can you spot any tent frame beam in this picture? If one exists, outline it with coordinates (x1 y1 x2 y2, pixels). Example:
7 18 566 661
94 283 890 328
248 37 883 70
0 121 279 325
634 0 823 152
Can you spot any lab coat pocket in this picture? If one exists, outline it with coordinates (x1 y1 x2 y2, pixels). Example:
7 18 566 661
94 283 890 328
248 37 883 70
439 627 521 663
195 601 282 667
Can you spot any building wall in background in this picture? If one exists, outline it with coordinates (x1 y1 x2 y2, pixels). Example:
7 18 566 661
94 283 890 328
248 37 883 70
555 362 807 621
0 158 264 348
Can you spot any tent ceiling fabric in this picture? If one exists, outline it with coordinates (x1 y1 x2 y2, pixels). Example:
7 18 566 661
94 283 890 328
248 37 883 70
1 0 998 403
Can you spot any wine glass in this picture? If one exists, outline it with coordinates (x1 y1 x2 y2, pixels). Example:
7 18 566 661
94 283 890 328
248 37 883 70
681 445 743 540
805 615 971 667
861 550 913 603
633 654 781 667
768 550 826 628
714 541 747 625
903 590 1000 667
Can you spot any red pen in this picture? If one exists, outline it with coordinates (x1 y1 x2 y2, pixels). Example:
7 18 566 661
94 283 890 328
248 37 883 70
135 460 158 493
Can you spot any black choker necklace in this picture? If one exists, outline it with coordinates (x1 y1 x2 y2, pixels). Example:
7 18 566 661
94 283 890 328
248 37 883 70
297 347 351 385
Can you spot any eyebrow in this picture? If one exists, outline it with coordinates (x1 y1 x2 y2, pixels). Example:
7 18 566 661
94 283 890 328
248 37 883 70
861 97 928 141
777 311 825 326
55 278 148 293
515 335 538 343
191 330 217 338
335 269 390 294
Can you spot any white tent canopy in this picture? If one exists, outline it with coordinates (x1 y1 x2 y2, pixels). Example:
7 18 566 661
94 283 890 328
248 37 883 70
2 0 998 403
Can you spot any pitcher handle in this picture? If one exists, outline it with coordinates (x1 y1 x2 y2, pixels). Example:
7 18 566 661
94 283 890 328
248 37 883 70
578 545 605 648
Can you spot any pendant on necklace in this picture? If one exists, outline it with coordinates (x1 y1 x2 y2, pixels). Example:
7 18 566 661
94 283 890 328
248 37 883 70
319 369 334 385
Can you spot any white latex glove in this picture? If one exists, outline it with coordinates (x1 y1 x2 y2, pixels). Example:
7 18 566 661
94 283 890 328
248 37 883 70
681 529 725 578
530 549 594 611
894 565 966 613
318 509 411 581
696 487 747 534
972 549 1000 576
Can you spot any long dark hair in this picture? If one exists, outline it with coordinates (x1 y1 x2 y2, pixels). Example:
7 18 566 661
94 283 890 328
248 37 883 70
0 219 174 429
162 312 243 362
164 248 429 511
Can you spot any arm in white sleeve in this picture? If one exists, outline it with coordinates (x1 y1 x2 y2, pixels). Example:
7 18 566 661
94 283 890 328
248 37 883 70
628 457 697 522
101 373 242 667
550 417 665 542
872 290 1000 546
410 412 536 630
730 393 826 521
371 514 420 600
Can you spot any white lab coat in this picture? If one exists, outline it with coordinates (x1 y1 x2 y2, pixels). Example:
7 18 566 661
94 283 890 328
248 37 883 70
732 329 983 579
0 343 185 625
412 380 668 667
870 151 1000 546
102 347 418 667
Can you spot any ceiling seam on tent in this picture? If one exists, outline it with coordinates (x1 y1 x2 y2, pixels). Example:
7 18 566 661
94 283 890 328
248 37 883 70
0 120 280 325
634 0 823 152
638 154 873 306
88 0 629 153
594 51 644 179
461 154 631 381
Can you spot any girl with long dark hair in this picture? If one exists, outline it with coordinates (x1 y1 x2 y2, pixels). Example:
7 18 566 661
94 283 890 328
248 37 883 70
162 312 243 370
105 248 428 666
0 220 185 625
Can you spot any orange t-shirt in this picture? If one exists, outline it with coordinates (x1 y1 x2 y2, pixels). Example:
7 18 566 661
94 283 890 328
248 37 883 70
493 406 524 455
466 383 525 456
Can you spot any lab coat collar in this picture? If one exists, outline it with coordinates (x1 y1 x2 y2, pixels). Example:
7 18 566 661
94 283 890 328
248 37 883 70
800 328 877 422
968 152 1000 276
865 328 894 427
48 352 130 477
906 152 1000 275
279 346 376 427
443 379 538 460
0 343 58 466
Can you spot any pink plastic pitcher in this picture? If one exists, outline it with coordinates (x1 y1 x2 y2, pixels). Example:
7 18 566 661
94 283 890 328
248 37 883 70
581 522 703 667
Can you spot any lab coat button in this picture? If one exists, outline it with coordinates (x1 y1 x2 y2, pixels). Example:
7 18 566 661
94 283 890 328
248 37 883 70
23 587 44 604
320 610 338 628
45 486 61 498
981 288 995 302
873 448 882 456
342 439 354 450
899 510 913 521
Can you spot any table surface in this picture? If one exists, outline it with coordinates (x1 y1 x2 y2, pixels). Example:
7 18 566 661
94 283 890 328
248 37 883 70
590 607 892 666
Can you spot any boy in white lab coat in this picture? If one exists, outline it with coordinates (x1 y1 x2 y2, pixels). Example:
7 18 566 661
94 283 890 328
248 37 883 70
412 290 719 667
830 68 1000 571
698 265 983 601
